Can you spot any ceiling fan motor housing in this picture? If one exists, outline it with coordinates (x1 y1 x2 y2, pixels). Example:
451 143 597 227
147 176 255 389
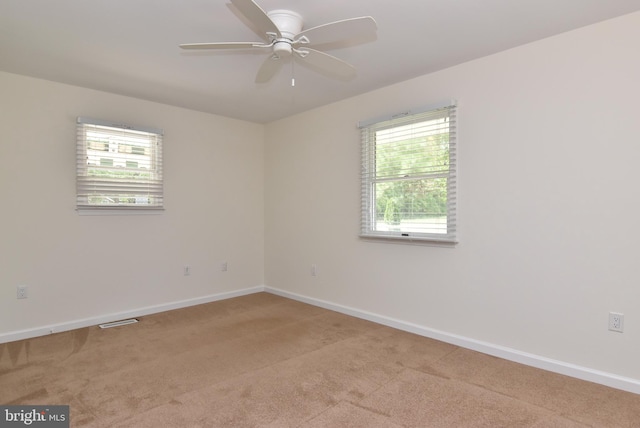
267 10 304 40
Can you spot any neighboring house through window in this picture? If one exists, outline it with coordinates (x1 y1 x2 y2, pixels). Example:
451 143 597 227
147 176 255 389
76 117 163 212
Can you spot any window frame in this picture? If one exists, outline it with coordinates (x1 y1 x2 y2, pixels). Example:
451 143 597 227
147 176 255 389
359 101 457 245
76 117 164 215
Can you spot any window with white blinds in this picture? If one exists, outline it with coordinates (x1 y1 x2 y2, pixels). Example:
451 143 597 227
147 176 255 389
359 102 457 243
76 117 163 212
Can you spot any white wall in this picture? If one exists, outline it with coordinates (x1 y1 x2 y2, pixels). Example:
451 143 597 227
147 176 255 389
0 72 264 337
265 12 640 384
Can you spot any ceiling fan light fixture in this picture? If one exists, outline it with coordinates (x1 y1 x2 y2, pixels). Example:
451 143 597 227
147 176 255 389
273 40 292 58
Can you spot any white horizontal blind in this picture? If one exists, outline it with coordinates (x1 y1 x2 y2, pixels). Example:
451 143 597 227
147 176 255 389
76 117 163 211
360 103 457 242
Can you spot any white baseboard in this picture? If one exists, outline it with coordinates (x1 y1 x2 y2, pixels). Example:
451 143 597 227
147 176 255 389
0 286 266 344
264 286 640 395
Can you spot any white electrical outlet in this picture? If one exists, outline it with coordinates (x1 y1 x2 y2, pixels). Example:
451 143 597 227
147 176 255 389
608 312 624 333
184 266 191 276
221 262 228 272
17 285 28 299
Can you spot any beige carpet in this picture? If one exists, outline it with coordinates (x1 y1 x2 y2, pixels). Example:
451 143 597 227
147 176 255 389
1 292 639 427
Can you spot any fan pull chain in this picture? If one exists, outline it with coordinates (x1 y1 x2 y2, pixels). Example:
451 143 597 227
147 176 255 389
290 59 297 109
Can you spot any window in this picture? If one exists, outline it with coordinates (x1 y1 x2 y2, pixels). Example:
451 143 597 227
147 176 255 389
359 101 457 243
76 117 163 212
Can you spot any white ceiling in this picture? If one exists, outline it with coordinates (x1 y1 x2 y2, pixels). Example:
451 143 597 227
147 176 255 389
2 1 639 123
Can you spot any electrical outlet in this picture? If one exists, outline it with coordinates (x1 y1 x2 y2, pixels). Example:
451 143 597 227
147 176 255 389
183 266 191 276
221 262 228 272
609 312 624 333
17 285 28 299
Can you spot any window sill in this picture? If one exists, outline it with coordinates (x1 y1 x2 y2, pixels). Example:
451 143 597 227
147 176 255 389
359 233 457 247
76 208 164 216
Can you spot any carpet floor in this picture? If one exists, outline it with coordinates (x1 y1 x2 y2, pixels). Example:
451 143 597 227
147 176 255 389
1 292 639 427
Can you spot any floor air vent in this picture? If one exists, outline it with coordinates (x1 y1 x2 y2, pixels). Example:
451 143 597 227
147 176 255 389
99 318 139 329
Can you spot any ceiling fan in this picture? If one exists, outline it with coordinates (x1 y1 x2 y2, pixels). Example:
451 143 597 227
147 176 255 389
180 0 377 83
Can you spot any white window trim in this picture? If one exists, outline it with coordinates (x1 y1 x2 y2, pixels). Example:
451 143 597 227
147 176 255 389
76 117 164 214
358 101 458 245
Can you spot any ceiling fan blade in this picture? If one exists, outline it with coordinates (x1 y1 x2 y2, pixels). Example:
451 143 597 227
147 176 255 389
295 48 356 79
180 42 264 50
295 16 377 46
255 55 283 83
231 0 280 39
